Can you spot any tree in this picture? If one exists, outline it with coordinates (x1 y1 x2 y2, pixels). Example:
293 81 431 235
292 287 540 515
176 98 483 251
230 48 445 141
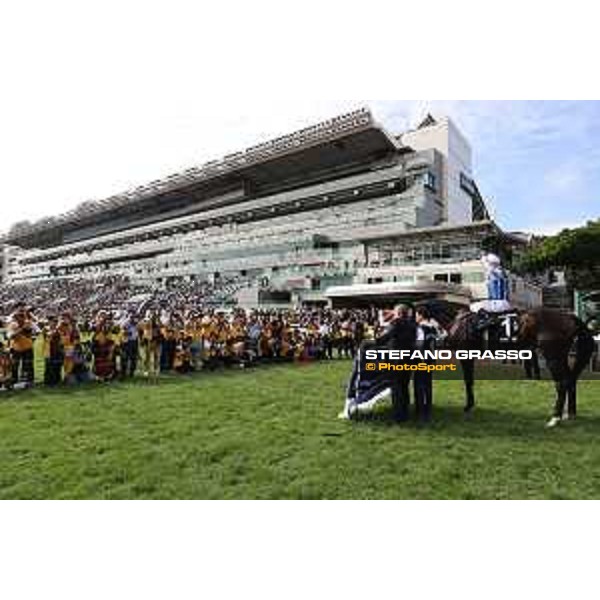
516 219 600 290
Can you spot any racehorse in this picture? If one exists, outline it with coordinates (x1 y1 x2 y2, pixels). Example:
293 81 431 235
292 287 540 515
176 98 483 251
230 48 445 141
424 301 596 426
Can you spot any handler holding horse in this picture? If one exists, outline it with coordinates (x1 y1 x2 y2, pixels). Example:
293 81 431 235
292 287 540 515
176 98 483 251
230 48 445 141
377 305 417 422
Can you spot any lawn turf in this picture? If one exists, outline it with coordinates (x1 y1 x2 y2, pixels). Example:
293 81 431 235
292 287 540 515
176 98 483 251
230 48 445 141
0 360 599 499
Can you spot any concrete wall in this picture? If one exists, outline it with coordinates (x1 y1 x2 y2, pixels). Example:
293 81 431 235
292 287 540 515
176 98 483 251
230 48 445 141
0 245 5 284
0 245 20 284
401 117 473 226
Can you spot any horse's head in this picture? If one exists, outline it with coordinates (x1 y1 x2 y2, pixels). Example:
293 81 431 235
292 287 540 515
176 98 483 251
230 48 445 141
518 307 582 351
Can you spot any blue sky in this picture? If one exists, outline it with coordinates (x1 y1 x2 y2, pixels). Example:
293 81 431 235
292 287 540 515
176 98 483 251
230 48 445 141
372 100 600 233
1 100 598 236
2 5 598 240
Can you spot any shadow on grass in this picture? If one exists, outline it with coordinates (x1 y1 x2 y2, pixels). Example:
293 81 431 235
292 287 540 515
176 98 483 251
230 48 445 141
0 360 305 403
351 403 600 441
0 369 241 403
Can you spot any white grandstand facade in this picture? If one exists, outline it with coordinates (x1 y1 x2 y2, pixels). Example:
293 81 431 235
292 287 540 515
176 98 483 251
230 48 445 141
0 108 541 309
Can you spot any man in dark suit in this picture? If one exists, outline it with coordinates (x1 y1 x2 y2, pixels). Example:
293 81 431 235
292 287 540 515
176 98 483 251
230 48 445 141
376 304 417 423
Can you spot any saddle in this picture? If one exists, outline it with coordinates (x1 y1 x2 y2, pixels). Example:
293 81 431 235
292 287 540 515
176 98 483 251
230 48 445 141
474 310 521 344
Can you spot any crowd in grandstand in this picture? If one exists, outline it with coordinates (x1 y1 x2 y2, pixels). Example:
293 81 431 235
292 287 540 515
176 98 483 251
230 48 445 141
0 274 252 324
0 276 381 390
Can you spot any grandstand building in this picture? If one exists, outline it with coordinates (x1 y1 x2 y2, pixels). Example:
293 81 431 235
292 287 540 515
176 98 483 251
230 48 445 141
0 108 541 309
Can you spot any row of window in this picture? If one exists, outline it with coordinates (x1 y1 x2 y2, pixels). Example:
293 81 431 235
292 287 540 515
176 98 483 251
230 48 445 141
366 271 486 285
369 240 484 266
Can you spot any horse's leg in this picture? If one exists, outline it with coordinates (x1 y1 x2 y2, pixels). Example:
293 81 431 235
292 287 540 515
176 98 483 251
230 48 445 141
461 358 475 412
566 383 577 420
545 355 570 426
566 332 596 419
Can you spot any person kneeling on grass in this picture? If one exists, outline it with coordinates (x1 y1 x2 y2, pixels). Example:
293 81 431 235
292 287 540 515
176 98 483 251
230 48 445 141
338 311 395 420
338 341 392 420
338 305 416 421
67 341 93 384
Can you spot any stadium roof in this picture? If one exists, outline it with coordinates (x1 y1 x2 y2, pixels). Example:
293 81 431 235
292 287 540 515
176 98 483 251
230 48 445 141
325 280 473 307
2 108 400 247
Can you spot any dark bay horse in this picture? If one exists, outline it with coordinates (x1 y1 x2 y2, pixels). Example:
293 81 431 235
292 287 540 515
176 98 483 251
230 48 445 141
519 308 595 426
422 302 596 426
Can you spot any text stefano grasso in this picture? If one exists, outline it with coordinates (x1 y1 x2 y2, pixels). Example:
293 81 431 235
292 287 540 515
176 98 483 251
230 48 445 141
363 349 533 362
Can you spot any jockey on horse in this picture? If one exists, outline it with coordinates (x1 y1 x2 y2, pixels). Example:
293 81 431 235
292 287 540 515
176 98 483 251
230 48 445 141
470 252 513 327
339 253 595 426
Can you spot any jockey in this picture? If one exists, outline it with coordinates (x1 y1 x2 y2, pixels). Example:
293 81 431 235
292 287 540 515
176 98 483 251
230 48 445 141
470 253 512 314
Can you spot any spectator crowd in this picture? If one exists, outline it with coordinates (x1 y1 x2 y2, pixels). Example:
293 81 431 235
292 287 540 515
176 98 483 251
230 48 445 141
0 276 382 390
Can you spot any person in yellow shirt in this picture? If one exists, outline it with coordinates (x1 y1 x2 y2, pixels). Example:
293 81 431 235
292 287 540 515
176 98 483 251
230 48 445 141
57 313 78 382
0 340 13 391
187 315 203 371
173 331 193 374
7 303 37 387
42 316 64 386
138 313 162 378
280 327 293 360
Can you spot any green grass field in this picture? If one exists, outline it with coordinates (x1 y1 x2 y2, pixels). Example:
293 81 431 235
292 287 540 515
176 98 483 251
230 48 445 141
0 360 599 499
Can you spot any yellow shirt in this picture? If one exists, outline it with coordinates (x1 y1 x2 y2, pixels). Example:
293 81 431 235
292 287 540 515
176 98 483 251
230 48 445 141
201 323 215 339
8 319 34 352
58 324 74 347
139 322 152 342
42 331 51 359
0 352 12 381
113 329 125 347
